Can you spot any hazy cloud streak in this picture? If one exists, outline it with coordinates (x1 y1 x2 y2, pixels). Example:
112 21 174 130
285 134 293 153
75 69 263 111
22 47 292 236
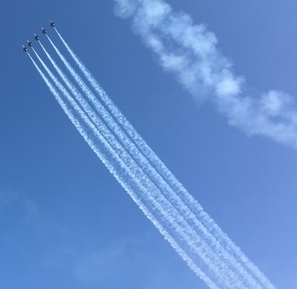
114 0 297 150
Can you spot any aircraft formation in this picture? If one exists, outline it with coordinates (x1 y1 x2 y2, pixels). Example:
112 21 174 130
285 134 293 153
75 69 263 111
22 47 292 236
22 21 55 52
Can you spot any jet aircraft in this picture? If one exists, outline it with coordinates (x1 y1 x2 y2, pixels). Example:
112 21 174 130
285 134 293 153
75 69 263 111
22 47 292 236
22 45 28 52
50 21 55 27
42 28 47 34
34 34 39 41
27 40 33 47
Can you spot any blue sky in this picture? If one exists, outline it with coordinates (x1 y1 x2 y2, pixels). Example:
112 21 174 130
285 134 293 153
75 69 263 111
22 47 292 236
1 0 297 288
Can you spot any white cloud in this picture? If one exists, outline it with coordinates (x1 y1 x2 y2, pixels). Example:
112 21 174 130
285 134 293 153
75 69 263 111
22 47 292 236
113 0 137 18
114 0 297 150
260 90 294 117
216 72 243 98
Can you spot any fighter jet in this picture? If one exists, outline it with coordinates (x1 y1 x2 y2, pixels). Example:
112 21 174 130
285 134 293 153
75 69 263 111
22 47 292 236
27 40 33 47
41 28 47 34
34 34 40 41
50 21 55 27
22 45 28 52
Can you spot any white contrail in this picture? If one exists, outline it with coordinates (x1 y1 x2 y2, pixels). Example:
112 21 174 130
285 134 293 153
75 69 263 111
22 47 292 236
114 0 297 151
29 31 276 287
54 28 271 288
53 28 270 288
52 30 265 288
113 0 278 288
49 30 264 288
42 37 245 287
29 48 222 289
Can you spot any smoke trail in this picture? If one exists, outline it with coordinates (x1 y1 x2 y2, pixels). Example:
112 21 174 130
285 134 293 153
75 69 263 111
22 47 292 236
114 0 297 151
53 30 266 289
43 36 246 288
28 29 277 287
30 48 223 289
54 28 271 288
53 31 272 288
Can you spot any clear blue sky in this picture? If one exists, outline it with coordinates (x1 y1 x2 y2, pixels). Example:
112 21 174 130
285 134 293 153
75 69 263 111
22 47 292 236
1 0 296 288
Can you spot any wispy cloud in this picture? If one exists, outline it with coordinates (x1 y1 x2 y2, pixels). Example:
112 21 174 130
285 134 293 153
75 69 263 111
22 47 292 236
0 190 39 222
73 235 202 288
114 0 297 149
0 190 17 206
75 241 127 284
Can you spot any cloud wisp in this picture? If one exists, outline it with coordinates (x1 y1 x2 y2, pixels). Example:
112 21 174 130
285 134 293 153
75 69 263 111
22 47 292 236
114 0 297 149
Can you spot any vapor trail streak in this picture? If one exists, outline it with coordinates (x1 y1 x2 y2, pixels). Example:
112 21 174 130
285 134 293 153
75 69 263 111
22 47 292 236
48 32 265 287
54 28 267 288
43 37 244 287
30 48 222 289
27 28 276 288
